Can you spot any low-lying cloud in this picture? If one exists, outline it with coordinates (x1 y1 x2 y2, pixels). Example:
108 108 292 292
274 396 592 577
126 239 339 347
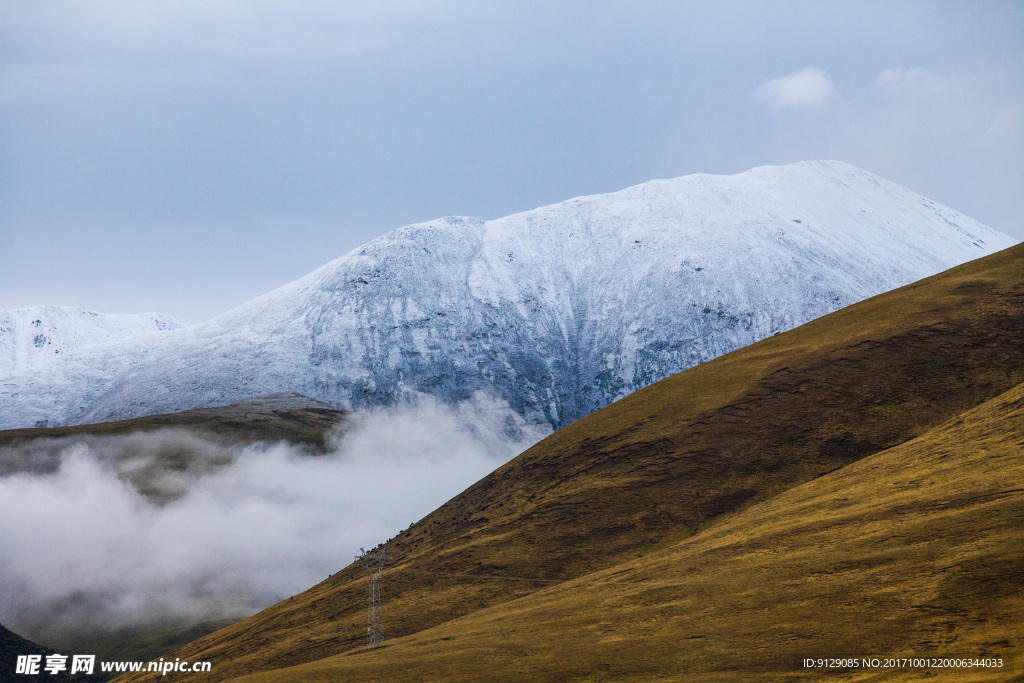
0 395 546 647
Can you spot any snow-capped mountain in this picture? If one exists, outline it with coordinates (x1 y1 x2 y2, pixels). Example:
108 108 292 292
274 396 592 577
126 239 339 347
0 306 188 376
0 161 1015 432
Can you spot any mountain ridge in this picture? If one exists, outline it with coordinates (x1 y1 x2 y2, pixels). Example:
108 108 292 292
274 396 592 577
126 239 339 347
0 160 1015 431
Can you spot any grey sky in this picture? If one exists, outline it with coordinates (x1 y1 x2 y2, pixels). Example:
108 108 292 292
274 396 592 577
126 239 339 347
2 1 1022 322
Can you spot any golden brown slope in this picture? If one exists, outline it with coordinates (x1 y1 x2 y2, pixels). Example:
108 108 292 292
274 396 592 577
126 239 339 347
118 243 1024 682
232 369 1024 682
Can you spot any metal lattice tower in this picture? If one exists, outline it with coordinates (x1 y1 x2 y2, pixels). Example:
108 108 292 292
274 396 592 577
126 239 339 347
356 548 390 647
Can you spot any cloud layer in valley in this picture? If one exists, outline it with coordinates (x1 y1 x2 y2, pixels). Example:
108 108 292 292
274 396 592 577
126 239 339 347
0 396 545 646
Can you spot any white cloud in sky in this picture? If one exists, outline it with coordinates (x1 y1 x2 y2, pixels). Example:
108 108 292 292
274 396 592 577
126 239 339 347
752 66 834 111
852 66 1023 161
875 66 950 93
978 102 1024 147
748 63 1024 237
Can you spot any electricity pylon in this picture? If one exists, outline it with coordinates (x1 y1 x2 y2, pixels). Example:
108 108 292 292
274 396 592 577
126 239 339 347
356 548 391 647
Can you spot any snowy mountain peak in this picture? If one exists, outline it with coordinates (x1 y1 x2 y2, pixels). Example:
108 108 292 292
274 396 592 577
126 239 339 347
0 161 1015 431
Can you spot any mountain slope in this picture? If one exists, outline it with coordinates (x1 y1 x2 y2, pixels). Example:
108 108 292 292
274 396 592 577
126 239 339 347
0 306 187 377
119 242 1024 682
0 393 346 455
1 621 104 682
0 621 50 682
240 375 1024 682
0 161 1015 431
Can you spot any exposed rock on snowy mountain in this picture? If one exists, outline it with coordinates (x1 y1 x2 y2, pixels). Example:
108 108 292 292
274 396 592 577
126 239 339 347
0 306 188 376
0 161 1015 431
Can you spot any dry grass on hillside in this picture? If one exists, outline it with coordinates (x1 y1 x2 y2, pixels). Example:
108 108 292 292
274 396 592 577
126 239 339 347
118 244 1024 682
232 378 1024 682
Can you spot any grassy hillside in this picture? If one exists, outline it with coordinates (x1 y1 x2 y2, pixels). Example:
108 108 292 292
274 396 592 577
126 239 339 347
120 244 1024 681
0 393 347 452
1 621 51 682
1 621 106 682
234 373 1024 681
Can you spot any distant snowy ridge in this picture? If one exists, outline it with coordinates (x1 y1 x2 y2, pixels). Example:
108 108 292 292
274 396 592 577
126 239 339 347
0 306 188 376
0 161 1015 431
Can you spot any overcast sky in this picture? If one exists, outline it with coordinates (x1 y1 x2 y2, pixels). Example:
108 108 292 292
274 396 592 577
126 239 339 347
2 1 1022 322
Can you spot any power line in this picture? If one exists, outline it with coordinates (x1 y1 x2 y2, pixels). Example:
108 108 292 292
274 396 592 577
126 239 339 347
356 548 391 648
